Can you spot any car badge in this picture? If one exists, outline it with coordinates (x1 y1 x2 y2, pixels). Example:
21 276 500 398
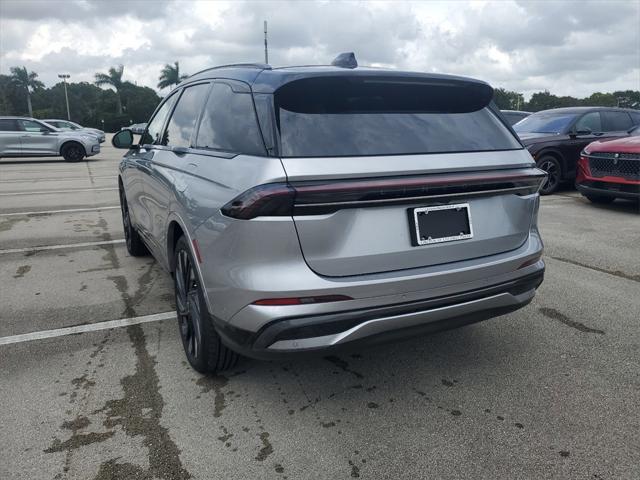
613 153 619 165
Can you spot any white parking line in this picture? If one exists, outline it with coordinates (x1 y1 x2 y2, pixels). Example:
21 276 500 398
0 239 125 255
0 206 120 217
0 187 118 196
0 175 117 184
0 311 176 346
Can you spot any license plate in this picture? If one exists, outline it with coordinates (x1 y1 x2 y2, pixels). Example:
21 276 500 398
409 203 473 246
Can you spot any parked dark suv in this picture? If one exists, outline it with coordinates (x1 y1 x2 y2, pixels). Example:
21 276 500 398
501 110 531 126
514 107 640 194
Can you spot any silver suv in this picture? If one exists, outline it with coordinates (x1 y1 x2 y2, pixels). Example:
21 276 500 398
43 119 106 143
113 57 546 373
0 116 100 161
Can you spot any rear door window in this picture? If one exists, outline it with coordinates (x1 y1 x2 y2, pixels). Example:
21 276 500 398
162 83 211 148
0 119 19 131
195 82 266 156
601 111 633 132
575 112 602 133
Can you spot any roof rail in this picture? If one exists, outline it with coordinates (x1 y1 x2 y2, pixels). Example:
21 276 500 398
187 63 272 78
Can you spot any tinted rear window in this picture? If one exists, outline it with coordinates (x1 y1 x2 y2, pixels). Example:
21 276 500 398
196 83 266 156
601 111 632 131
275 77 520 157
0 119 19 131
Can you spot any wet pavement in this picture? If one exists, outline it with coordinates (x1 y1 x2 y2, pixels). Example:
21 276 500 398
1 141 639 479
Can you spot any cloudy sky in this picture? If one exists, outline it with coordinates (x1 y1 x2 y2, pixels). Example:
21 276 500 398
1 0 638 99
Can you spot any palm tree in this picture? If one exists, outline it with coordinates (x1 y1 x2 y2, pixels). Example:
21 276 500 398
10 66 44 117
95 65 125 115
158 61 188 90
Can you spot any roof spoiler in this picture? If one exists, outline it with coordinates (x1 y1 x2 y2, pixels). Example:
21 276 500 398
275 75 494 114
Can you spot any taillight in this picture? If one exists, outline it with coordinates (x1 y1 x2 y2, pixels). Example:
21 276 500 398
252 295 352 306
221 168 547 220
221 183 295 219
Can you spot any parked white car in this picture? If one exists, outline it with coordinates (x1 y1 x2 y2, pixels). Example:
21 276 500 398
0 117 100 161
43 119 106 143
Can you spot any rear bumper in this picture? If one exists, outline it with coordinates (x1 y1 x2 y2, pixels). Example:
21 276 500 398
214 267 543 359
576 180 640 199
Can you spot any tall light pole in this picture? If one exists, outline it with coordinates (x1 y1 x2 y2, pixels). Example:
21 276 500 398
58 74 71 120
264 20 269 64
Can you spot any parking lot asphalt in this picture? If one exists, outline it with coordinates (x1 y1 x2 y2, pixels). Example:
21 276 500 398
1 141 639 480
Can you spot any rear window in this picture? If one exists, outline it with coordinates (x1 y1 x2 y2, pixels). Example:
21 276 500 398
601 111 633 132
275 77 521 157
0 119 19 131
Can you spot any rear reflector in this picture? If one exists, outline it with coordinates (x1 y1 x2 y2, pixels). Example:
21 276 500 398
252 295 352 306
221 168 547 219
517 255 542 270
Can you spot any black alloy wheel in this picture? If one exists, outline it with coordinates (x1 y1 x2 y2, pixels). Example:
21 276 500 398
62 142 85 162
173 236 238 373
175 246 203 364
536 155 562 195
119 188 148 256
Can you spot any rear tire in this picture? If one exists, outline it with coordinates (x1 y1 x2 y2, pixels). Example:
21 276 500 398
536 155 562 195
119 188 148 256
61 142 86 162
173 236 238 374
585 194 615 204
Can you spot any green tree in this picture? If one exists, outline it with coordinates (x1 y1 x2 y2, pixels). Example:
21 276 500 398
582 92 616 107
493 88 525 111
9 66 44 117
95 64 125 115
157 61 188 90
0 74 22 114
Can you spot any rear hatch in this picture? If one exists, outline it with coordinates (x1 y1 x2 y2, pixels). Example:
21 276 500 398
274 75 542 277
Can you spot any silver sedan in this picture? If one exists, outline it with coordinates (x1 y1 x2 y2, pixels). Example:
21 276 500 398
43 118 106 143
0 116 100 161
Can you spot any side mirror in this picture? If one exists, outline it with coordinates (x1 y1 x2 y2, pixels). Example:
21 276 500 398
40 127 50 134
112 129 134 149
575 127 592 136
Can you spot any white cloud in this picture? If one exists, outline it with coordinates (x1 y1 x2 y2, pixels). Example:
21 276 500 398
1 0 638 98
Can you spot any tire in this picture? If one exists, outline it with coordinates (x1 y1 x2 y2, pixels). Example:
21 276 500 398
173 236 239 373
61 142 86 162
585 194 615 204
536 155 562 195
119 188 148 256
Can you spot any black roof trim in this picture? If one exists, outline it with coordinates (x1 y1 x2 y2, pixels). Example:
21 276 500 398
533 106 640 113
177 63 272 88
177 60 494 97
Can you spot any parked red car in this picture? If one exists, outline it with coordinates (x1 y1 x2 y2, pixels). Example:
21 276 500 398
576 126 640 204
